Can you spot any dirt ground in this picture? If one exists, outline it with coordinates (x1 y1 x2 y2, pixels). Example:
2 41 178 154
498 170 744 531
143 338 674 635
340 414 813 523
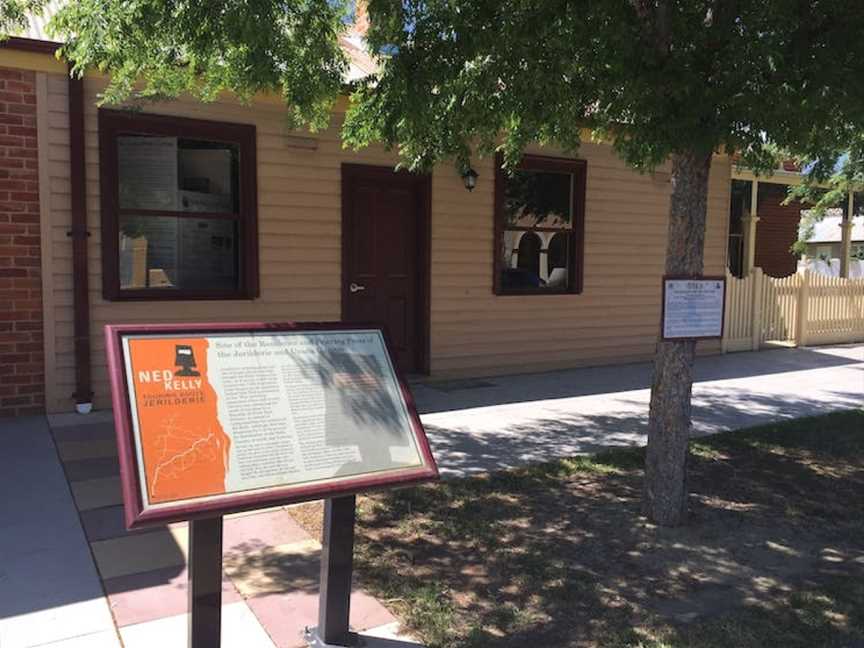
290 411 864 648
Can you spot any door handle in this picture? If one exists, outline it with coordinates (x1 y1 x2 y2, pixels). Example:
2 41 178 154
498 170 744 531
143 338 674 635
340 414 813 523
349 283 366 293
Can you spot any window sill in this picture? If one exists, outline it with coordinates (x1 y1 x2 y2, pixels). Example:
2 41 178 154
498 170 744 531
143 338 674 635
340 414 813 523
493 288 581 296
105 289 257 302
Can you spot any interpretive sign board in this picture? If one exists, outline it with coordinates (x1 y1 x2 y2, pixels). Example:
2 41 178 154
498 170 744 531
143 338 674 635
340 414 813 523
105 322 438 528
661 276 726 340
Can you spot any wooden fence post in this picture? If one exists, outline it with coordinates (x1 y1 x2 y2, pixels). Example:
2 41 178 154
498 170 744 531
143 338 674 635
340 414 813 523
750 267 763 351
796 269 811 346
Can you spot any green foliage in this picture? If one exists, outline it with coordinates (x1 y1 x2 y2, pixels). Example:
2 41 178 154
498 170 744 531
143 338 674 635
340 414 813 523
343 1 864 174
0 0 44 39
6 1 864 178
28 0 348 131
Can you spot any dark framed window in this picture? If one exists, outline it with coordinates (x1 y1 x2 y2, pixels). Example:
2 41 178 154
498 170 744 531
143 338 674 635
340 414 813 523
99 110 259 300
494 154 586 295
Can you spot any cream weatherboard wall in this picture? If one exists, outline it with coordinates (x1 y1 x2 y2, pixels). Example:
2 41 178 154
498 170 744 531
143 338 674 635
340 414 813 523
41 73 731 413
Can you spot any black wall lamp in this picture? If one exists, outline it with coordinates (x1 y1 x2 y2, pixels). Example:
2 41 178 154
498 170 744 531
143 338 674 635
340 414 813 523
461 166 478 191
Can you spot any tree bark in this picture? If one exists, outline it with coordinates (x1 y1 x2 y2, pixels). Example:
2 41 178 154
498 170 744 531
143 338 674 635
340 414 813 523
643 149 713 527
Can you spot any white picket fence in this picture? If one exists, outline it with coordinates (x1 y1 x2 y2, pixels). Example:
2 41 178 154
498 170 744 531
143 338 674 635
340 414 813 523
722 268 864 352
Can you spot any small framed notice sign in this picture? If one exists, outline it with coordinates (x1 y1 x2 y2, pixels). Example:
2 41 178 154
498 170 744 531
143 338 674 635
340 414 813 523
661 276 726 340
105 322 438 528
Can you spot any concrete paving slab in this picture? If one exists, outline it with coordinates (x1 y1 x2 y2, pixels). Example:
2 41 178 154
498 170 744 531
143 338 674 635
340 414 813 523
0 549 115 648
56 439 118 462
247 589 395 648
0 416 117 648
104 565 242 627
361 622 422 646
0 503 82 558
79 505 162 542
47 411 115 428
70 476 123 511
223 539 321 598
62 456 120 482
223 508 310 553
32 629 121 648
49 422 117 443
90 526 189 580
119 601 275 648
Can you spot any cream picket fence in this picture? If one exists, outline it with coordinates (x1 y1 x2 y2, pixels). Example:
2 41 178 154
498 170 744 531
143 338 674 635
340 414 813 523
806 272 864 344
722 267 864 352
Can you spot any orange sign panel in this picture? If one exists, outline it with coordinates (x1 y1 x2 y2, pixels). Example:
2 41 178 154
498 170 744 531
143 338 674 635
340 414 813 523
127 337 231 503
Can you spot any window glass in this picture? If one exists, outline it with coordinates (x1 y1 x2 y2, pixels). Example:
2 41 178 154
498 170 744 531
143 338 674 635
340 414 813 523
547 232 570 288
503 169 573 228
177 139 238 213
118 136 238 213
118 136 179 210
497 161 581 293
118 215 238 291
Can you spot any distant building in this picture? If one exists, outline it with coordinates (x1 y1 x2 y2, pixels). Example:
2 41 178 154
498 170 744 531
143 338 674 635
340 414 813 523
802 212 864 261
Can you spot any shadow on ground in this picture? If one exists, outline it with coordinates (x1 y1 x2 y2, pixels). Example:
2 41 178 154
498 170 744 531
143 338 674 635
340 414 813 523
425 388 864 477
347 411 864 648
413 345 862 415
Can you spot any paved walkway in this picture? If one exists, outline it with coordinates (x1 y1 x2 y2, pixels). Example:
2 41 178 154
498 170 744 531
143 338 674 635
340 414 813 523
0 414 416 648
0 417 116 648
0 344 861 646
414 344 863 477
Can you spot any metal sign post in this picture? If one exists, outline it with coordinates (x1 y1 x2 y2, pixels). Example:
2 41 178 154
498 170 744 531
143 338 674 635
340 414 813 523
305 495 358 647
188 516 224 648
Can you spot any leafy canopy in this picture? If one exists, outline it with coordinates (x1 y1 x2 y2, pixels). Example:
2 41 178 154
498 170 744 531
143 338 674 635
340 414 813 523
4 1 864 177
2 0 348 131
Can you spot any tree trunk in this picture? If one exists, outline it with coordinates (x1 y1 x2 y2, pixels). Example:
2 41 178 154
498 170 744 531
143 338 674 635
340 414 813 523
643 149 713 526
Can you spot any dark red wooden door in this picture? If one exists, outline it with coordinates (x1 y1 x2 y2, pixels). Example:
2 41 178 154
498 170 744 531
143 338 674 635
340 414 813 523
342 165 428 373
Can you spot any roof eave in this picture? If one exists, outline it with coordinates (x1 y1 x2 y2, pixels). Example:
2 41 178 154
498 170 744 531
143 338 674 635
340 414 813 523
0 35 61 54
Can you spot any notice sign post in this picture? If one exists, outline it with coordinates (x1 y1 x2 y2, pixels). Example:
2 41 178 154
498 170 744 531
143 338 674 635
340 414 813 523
105 322 439 648
661 276 726 340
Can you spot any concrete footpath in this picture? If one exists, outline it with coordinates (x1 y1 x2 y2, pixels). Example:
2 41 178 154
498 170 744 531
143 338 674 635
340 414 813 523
0 344 861 646
0 418 416 647
415 344 863 477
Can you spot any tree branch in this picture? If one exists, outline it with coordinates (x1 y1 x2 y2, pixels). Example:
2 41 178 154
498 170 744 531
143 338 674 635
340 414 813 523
630 0 671 58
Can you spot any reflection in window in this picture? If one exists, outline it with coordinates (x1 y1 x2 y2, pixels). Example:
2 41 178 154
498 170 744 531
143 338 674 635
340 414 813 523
115 133 242 293
496 156 584 294
547 232 569 288
119 216 238 291
503 169 572 228
516 231 541 278
118 137 239 213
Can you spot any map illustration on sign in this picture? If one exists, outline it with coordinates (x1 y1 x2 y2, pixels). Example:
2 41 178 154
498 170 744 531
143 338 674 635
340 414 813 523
111 326 436 524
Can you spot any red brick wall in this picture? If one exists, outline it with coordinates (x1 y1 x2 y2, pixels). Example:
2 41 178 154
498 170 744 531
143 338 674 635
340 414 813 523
0 68 44 417
755 183 801 278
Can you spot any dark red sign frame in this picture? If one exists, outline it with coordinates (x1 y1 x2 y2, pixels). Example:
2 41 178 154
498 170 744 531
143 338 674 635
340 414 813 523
105 321 439 529
660 275 727 341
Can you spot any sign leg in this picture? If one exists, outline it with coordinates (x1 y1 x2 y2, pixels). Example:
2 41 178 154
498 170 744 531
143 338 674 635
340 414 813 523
188 516 224 648
315 495 357 646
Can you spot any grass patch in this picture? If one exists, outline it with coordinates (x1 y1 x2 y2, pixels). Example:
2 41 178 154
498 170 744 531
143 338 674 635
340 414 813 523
338 410 864 647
